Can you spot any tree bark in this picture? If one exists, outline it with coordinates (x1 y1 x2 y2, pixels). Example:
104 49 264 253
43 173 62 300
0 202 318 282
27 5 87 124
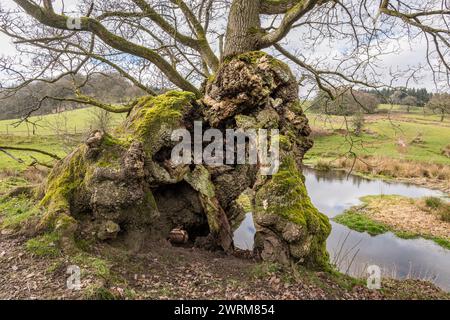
223 0 263 57
13 0 331 269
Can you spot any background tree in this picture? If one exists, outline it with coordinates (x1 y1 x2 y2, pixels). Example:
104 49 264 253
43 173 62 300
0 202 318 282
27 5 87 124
363 87 433 107
0 73 146 120
352 112 366 137
391 90 407 105
311 88 380 115
401 96 418 113
427 93 450 121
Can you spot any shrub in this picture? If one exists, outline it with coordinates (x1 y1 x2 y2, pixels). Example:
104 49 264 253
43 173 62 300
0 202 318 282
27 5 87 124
424 197 450 223
316 160 332 171
425 197 443 210
442 145 450 158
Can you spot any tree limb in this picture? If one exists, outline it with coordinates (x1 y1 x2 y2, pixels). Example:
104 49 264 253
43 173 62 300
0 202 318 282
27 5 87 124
12 0 201 96
261 0 330 47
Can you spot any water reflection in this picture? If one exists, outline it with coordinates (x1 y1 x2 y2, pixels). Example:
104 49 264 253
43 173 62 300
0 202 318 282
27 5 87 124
233 167 450 291
304 167 446 218
233 213 256 251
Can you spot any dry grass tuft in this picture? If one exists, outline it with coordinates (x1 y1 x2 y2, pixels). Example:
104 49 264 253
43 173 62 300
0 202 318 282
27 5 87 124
442 145 450 158
22 167 49 184
424 197 450 223
338 156 450 181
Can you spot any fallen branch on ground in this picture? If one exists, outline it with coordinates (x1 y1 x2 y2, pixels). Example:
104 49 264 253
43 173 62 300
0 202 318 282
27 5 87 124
0 146 61 160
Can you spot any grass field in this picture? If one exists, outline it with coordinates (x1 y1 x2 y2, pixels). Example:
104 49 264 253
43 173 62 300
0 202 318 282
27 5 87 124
0 107 126 172
0 107 126 136
0 104 449 174
305 106 450 166
377 104 424 114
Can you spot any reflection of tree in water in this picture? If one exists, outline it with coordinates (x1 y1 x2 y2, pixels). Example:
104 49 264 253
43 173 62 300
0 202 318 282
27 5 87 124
303 167 365 188
231 211 247 232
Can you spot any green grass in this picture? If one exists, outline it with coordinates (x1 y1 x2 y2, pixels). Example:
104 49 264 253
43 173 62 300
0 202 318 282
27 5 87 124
0 107 126 136
250 262 283 279
0 135 72 171
305 110 450 166
432 237 450 249
72 253 111 279
377 104 425 114
0 176 29 194
25 232 61 257
334 210 388 236
0 195 40 230
0 107 127 172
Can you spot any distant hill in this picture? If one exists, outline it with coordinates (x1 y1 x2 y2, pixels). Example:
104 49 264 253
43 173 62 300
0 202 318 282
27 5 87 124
0 73 148 121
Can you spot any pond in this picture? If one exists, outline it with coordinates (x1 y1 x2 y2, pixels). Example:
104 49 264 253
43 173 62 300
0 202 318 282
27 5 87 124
233 167 450 291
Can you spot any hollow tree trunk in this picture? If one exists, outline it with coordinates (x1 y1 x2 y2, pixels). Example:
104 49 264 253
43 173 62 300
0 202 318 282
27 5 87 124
33 0 331 269
35 51 331 269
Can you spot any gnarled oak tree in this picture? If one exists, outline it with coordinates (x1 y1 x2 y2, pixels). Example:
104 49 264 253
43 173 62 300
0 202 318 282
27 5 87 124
1 0 449 268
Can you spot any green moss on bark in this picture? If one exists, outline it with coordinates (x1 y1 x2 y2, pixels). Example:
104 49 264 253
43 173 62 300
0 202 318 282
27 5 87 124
40 147 87 210
256 157 317 226
127 91 196 155
37 147 88 234
255 156 331 268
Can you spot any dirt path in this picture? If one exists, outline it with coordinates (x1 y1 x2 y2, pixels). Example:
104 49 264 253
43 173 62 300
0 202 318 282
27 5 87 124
0 235 81 299
108 242 374 300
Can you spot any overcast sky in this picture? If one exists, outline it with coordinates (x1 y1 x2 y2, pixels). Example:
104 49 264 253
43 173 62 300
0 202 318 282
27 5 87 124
0 0 441 92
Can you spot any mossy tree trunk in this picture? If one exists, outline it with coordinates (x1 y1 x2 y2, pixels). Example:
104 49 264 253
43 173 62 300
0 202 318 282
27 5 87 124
34 0 330 269
35 51 330 269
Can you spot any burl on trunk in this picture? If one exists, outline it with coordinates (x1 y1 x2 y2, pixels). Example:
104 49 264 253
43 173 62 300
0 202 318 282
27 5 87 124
35 52 331 269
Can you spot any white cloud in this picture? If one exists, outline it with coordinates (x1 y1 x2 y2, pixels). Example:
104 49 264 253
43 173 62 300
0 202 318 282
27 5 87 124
0 33 16 57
